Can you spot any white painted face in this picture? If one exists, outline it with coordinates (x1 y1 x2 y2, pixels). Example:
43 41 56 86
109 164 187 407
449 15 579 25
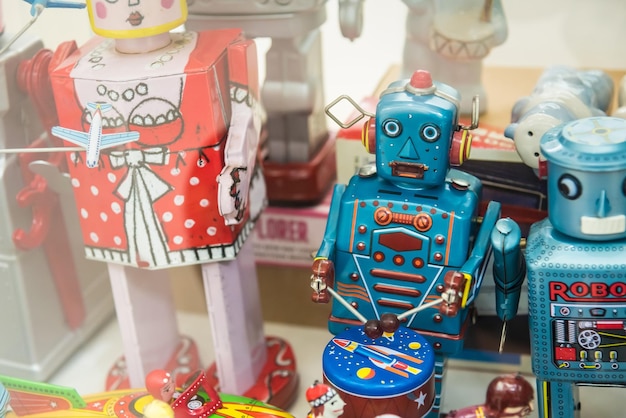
321 393 346 418
87 0 187 39
514 113 559 169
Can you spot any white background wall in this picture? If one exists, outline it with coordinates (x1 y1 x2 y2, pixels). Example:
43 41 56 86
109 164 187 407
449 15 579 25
3 0 626 103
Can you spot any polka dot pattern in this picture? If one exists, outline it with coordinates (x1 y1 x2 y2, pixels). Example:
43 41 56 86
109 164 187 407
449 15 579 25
55 30 254 266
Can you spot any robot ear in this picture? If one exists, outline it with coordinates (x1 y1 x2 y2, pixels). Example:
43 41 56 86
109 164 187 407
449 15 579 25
361 117 377 154
449 129 472 166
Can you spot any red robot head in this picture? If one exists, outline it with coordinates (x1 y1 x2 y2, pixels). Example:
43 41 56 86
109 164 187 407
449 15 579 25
485 374 534 417
145 369 176 403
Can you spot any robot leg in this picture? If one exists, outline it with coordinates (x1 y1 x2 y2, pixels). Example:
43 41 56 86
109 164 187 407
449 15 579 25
424 352 447 418
536 379 581 418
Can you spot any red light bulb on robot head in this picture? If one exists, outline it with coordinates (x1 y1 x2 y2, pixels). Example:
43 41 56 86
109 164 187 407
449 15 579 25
409 70 434 89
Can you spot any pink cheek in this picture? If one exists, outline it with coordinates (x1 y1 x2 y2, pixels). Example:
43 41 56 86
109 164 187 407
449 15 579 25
161 0 175 9
95 2 107 19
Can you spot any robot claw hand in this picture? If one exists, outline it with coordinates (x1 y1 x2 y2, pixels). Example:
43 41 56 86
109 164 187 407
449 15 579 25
311 258 335 303
490 218 525 323
439 271 469 317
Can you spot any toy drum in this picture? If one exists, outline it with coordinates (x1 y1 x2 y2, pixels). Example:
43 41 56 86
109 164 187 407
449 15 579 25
322 326 435 418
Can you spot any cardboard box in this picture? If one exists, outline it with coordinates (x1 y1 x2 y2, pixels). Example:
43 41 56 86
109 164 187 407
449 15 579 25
252 192 331 268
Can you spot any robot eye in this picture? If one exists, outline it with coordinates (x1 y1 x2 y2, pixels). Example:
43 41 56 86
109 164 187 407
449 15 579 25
557 174 582 200
382 119 402 137
623 177 626 196
420 124 441 142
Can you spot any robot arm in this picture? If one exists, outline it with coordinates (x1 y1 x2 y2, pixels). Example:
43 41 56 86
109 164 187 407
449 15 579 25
217 38 263 226
488 0 508 46
311 183 346 303
490 218 525 323
461 201 501 301
338 0 365 41
217 96 262 225
439 201 502 315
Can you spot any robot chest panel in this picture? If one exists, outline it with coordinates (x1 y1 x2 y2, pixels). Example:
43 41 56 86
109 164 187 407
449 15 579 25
526 220 626 380
336 195 472 267
525 220 626 308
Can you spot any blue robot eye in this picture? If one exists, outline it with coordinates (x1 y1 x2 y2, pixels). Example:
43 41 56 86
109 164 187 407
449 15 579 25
623 177 626 196
382 119 402 137
420 124 441 142
557 174 582 200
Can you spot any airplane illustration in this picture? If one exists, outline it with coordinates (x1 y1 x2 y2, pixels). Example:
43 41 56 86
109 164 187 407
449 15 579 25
22 0 85 17
51 103 140 168
333 338 424 378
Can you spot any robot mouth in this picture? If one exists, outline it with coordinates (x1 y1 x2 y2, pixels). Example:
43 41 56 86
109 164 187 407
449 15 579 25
85 111 125 129
127 11 144 27
130 109 180 127
581 215 626 235
390 161 428 179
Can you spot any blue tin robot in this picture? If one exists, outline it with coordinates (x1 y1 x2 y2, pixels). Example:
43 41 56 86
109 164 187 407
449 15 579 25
312 70 513 417
493 116 626 417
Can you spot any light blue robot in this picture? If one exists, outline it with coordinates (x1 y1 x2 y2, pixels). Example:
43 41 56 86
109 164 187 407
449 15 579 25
504 66 613 176
311 70 516 417
493 116 626 417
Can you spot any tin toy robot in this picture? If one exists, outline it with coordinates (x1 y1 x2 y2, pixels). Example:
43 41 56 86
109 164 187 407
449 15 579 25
400 0 508 114
5 0 297 406
505 66 614 177
311 69 516 416
184 0 364 204
492 116 626 417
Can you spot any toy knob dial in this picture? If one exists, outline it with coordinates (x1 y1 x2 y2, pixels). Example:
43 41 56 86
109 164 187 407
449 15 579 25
413 213 433 232
374 207 393 225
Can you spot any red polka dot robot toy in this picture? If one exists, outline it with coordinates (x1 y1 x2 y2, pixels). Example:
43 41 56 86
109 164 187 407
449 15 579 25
9 0 297 407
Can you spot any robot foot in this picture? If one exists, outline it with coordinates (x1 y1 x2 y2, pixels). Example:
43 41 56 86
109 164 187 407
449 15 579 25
105 335 202 391
205 336 299 410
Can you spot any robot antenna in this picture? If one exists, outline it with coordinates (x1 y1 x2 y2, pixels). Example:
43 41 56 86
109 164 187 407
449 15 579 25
458 95 480 131
324 95 375 129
